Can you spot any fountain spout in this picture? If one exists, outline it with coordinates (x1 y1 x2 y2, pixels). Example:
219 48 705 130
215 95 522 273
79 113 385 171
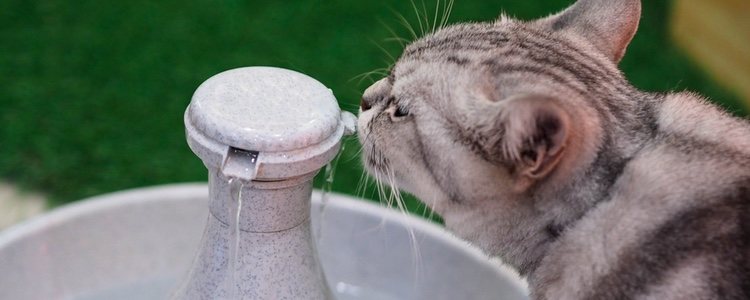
221 148 259 181
176 67 355 299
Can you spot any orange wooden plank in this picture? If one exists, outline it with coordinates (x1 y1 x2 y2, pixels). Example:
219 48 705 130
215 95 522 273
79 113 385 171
672 0 750 106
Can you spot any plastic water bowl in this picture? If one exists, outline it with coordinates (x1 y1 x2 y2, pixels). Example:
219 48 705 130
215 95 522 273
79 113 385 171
0 184 528 299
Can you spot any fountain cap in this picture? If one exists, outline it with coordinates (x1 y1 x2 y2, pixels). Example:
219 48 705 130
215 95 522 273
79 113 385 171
187 67 341 152
186 67 355 180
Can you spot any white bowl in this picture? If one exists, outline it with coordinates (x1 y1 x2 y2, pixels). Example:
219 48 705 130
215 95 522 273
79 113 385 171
0 184 528 300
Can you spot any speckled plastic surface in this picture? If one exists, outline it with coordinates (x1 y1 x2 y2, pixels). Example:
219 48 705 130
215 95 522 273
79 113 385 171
208 172 314 233
177 209 327 299
185 67 357 181
180 67 349 299
188 67 340 153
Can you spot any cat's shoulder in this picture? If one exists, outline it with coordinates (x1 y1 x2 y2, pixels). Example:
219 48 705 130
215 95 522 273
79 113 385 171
533 92 750 299
655 92 750 154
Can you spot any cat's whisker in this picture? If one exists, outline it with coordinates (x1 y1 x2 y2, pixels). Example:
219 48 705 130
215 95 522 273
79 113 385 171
364 172 392 233
348 72 374 85
348 67 390 83
353 156 373 200
345 145 364 163
425 192 441 222
432 0 441 34
372 174 381 202
383 171 396 209
360 128 381 158
373 175 390 225
447 0 455 25
379 20 411 48
349 68 390 86
346 144 366 163
380 61 394 72
383 166 423 287
367 175 379 204
383 181 395 210
408 0 426 37
354 169 368 200
420 0 431 34
351 131 373 162
369 40 398 66
350 144 365 160
419 0 431 33
391 9 419 40
438 0 447 30
373 172 389 209
384 36 410 46
384 167 405 216
421 199 431 220
439 0 455 29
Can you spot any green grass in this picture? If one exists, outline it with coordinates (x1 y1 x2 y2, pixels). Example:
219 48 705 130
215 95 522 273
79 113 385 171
1 1 746 217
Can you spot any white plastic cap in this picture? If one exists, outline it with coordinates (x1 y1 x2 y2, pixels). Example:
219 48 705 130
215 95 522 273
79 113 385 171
185 67 356 180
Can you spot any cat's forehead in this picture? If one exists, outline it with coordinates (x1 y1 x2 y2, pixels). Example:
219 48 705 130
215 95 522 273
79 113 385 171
390 22 531 94
392 21 546 80
390 19 608 98
399 22 520 62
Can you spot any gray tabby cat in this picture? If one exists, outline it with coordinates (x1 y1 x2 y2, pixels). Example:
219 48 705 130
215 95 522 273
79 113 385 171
357 0 750 299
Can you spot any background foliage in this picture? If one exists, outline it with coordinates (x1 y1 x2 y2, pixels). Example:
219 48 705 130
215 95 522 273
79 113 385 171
1 1 746 216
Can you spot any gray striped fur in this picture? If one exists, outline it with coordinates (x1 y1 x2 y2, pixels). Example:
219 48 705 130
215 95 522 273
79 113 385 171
357 0 750 299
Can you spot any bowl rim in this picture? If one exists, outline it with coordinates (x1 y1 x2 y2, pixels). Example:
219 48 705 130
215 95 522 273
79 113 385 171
0 183 528 295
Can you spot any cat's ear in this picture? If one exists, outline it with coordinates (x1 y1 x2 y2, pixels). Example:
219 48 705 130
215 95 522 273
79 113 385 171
496 95 570 192
536 0 641 63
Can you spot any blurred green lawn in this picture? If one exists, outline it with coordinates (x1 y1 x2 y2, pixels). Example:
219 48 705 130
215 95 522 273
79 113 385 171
1 1 747 215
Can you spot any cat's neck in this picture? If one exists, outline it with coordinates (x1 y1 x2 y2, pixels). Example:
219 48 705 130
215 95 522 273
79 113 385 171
450 88 666 276
524 89 653 259
528 92 750 298
522 90 748 277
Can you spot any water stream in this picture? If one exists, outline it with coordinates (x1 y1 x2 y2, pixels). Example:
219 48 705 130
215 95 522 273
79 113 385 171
223 147 259 300
227 178 246 300
317 142 345 242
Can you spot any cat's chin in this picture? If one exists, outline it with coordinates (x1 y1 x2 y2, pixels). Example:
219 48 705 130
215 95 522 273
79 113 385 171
365 165 409 193
362 161 447 212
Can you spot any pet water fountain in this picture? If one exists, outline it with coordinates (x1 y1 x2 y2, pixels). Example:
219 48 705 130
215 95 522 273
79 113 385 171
0 67 528 299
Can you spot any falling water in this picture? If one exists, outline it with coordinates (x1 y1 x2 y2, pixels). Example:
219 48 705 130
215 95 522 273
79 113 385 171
222 148 259 300
316 142 345 242
226 178 245 300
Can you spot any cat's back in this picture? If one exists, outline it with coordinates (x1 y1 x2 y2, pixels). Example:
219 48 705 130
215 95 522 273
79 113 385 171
535 93 750 299
656 92 750 154
628 92 750 193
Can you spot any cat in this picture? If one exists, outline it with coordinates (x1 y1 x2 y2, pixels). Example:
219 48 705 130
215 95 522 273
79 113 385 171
356 0 750 299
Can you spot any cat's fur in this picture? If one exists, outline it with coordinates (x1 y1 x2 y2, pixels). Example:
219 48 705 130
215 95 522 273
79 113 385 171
357 0 750 299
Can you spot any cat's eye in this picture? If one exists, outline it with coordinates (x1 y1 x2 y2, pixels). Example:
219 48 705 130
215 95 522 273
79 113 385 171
393 105 409 118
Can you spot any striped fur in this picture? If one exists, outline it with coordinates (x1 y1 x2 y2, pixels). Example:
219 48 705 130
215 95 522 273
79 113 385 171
357 0 750 299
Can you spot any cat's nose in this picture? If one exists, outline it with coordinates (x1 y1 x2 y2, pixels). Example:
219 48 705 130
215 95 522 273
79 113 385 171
360 96 372 111
361 78 390 112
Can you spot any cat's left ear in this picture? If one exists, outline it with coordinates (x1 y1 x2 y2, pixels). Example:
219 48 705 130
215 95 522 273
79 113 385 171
496 95 571 192
536 0 641 63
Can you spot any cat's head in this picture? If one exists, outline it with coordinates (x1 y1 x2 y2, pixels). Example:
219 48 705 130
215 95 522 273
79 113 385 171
358 0 641 227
